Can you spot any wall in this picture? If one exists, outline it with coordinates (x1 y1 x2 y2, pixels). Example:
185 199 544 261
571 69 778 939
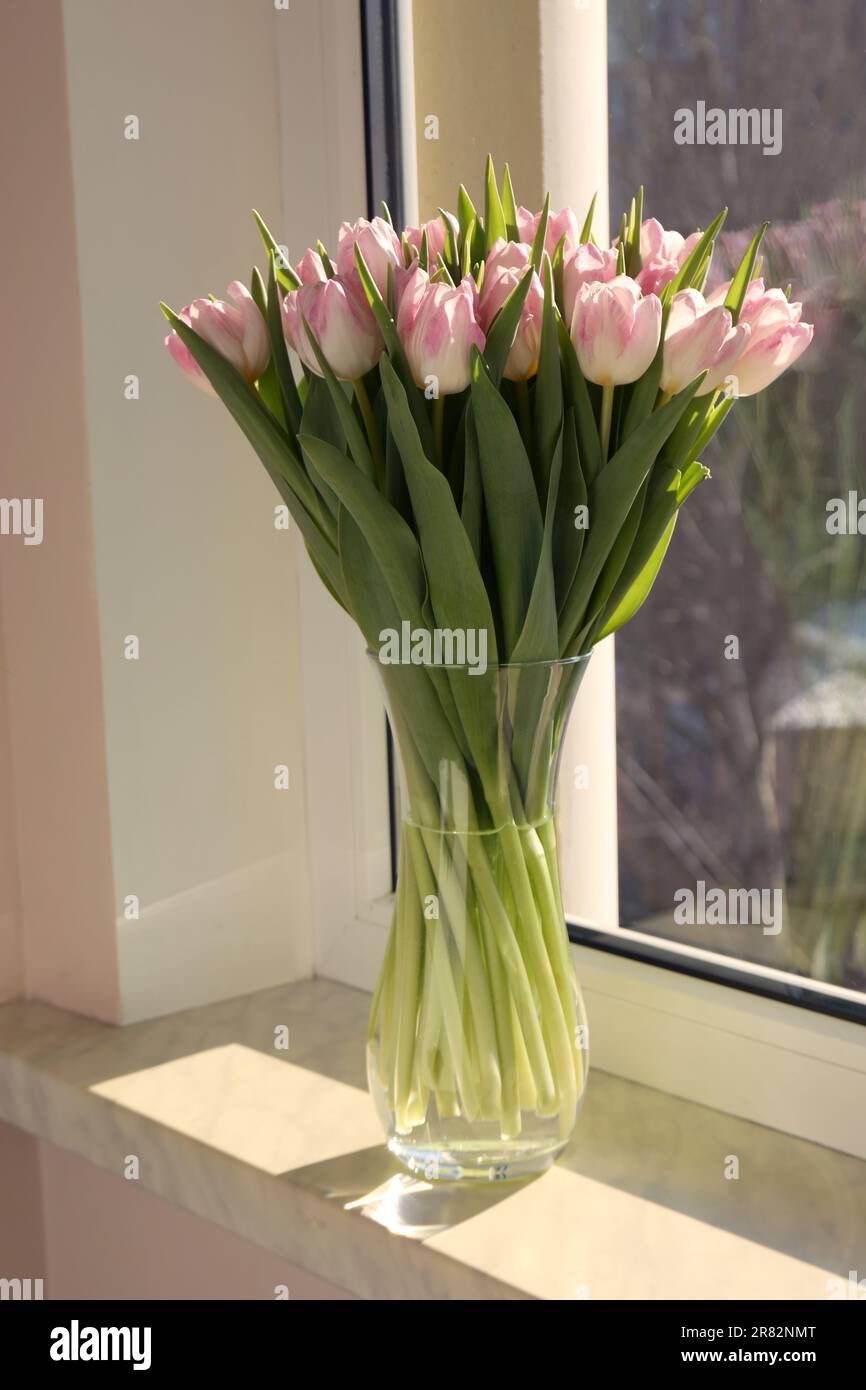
411 0 544 219
0 0 120 1018
0 0 350 1021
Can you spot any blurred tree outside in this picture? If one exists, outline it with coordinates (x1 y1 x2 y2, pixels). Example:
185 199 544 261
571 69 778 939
607 0 866 988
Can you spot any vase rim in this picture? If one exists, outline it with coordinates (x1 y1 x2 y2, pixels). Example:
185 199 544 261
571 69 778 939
365 649 593 672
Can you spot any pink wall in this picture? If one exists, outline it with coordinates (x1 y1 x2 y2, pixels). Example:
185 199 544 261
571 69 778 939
0 1120 46 1281
0 0 121 1018
0 598 21 1000
0 1120 354 1300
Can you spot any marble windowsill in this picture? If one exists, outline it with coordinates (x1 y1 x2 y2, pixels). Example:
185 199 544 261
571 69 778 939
0 978 863 1300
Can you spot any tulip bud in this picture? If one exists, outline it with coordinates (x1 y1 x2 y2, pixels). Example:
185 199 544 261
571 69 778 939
562 242 618 326
516 205 582 258
404 212 459 264
295 248 328 285
706 278 814 396
571 275 662 387
397 276 485 396
282 275 383 380
661 288 748 396
479 241 543 381
336 216 402 300
165 281 270 390
635 218 701 296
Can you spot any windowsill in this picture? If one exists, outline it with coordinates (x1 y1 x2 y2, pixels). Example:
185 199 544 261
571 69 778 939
0 979 862 1300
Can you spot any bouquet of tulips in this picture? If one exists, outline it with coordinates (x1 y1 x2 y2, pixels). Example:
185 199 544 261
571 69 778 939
163 159 813 1154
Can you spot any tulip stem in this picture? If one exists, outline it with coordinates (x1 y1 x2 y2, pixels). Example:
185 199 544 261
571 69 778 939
353 376 385 488
432 394 445 469
599 384 615 464
515 379 532 455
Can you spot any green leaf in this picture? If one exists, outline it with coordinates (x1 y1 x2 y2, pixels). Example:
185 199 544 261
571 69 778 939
661 208 727 305
298 432 427 624
616 213 628 274
354 245 400 356
266 254 302 433
354 245 433 455
579 193 598 245
316 240 336 277
580 477 650 640
557 315 601 484
724 222 768 324
250 266 286 428
438 208 459 268
253 210 300 291
379 357 502 796
596 512 678 641
481 265 534 387
462 217 476 279
461 404 483 567
678 460 711 503
621 336 664 441
680 395 735 468
557 375 703 649
300 433 468 757
625 185 644 276
484 153 507 253
502 163 519 240
457 184 477 244
380 357 497 650
553 410 586 616
471 355 543 655
512 435 562 663
337 510 465 792
298 376 343 518
552 232 568 317
299 313 375 482
533 254 562 502
530 193 550 273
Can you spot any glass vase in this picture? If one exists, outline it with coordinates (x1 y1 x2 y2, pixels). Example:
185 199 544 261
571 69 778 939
367 652 592 1182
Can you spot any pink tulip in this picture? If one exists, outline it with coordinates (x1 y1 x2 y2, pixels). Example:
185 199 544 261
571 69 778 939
635 218 701 296
479 241 543 381
571 275 662 386
397 276 485 395
516 205 582 258
295 248 328 285
562 242 619 326
282 275 382 381
393 262 431 326
336 216 402 300
660 289 750 396
404 212 459 264
165 281 270 391
484 237 531 278
707 278 814 396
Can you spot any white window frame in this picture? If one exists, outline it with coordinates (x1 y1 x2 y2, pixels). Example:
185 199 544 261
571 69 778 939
296 0 866 1161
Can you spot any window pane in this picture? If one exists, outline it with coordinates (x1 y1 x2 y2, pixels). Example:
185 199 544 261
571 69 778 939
608 0 866 991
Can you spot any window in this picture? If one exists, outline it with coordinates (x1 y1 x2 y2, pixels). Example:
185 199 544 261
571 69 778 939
555 0 866 1028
